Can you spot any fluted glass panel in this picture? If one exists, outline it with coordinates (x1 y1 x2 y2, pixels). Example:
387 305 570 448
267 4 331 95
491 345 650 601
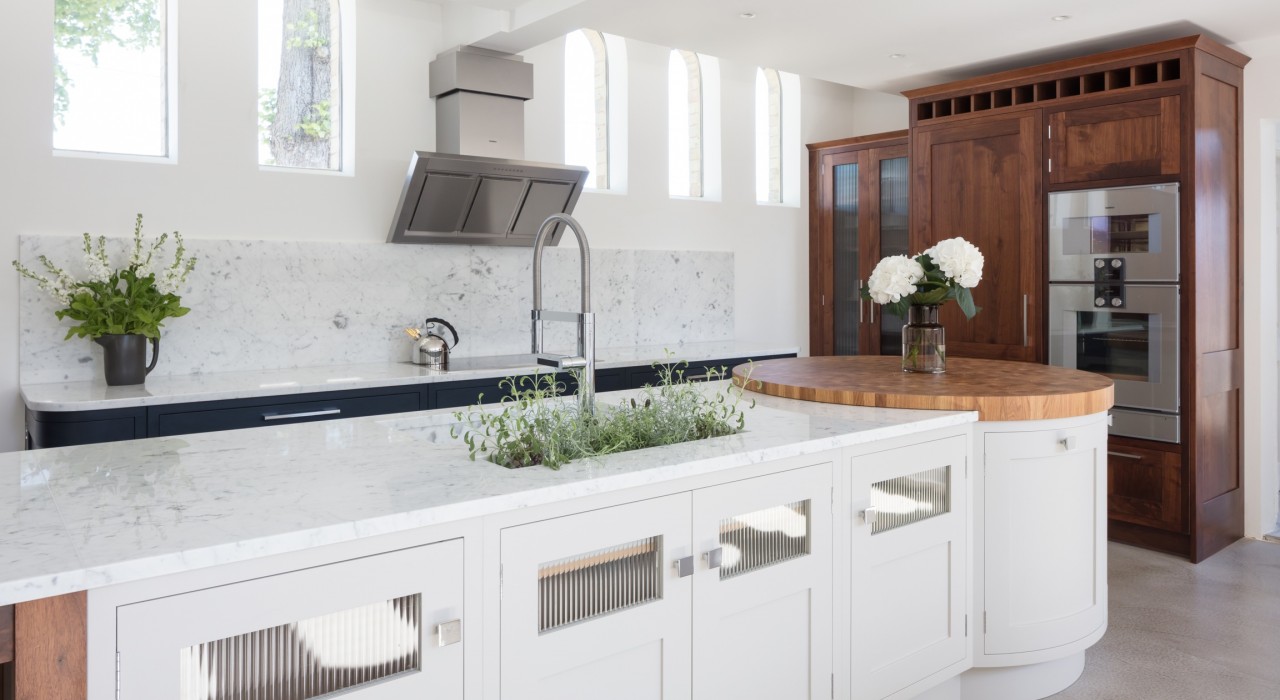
870 465 951 535
719 500 811 580
833 162 860 355
178 594 421 700
538 536 663 633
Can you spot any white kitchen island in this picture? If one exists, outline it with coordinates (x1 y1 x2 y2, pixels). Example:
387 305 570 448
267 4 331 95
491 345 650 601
0 376 1106 700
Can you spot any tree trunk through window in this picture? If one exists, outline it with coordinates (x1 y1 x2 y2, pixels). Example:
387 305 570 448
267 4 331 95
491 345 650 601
271 0 337 169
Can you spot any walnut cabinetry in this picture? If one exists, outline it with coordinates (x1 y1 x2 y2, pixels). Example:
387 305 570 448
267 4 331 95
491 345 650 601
807 132 909 358
1047 96 1181 185
904 35 1248 561
910 112 1044 362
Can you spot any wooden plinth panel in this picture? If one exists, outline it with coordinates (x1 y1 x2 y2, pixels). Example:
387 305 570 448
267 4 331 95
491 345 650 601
13 592 86 700
734 356 1113 422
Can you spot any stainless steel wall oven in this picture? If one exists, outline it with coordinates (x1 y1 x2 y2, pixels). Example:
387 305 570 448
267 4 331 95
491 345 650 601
1048 184 1181 443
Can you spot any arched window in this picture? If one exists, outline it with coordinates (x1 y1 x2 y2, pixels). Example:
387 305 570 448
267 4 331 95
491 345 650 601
669 49 704 198
755 67 783 203
258 0 351 171
565 29 611 190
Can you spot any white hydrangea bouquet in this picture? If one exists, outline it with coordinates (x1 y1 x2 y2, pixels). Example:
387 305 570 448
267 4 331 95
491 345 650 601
13 214 196 341
862 237 984 319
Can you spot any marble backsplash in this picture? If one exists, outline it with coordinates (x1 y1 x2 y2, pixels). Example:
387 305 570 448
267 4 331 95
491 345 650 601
18 236 734 384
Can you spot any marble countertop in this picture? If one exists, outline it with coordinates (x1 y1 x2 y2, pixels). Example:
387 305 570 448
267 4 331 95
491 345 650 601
21 340 799 412
0 383 974 605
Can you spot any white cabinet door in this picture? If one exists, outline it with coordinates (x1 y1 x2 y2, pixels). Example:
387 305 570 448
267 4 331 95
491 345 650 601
849 436 968 700
983 421 1107 655
117 539 465 700
500 494 693 700
692 465 833 700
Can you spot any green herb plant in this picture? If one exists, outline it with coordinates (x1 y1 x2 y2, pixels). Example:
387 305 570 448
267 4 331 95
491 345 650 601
450 360 757 470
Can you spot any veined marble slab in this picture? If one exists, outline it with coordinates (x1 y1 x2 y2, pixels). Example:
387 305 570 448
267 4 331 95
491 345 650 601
21 340 798 411
0 385 975 605
18 235 735 384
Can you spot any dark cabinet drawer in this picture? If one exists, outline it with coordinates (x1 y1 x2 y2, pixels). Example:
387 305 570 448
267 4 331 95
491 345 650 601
1107 436 1185 532
150 391 422 437
432 378 510 410
627 355 792 389
25 407 146 449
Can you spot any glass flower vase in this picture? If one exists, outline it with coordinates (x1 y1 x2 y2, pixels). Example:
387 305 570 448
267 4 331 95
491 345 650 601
902 305 945 373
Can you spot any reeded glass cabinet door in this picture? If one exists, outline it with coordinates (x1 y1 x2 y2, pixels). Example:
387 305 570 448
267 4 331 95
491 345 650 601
691 464 832 700
814 138 908 356
829 154 863 356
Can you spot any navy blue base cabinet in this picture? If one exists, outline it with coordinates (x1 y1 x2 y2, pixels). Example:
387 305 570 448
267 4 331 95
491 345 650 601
24 355 793 449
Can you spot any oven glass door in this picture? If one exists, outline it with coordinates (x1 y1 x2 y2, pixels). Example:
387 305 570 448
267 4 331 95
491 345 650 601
1049 284 1179 413
1049 184 1179 282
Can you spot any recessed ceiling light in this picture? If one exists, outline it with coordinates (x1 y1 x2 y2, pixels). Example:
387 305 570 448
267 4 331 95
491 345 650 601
1051 15 1071 21
739 12 757 19
888 53 906 60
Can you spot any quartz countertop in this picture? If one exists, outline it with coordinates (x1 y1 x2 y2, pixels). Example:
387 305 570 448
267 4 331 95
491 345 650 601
0 383 973 605
21 340 798 412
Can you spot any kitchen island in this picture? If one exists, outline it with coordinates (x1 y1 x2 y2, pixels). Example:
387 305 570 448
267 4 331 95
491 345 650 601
1 359 1110 700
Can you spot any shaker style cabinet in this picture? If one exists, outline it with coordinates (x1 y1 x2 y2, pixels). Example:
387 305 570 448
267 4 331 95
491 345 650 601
807 132 910 357
910 112 1045 363
114 539 466 700
845 435 969 700
1047 95 1181 185
500 465 833 700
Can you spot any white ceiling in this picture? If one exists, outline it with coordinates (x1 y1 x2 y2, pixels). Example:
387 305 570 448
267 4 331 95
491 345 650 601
450 0 1280 92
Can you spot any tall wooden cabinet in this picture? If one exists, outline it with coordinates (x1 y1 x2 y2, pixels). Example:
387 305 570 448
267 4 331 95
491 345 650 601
910 112 1044 362
903 35 1248 562
807 132 910 357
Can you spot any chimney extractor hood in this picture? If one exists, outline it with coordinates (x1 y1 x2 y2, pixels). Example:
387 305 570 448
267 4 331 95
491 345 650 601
388 46 589 246
387 151 588 246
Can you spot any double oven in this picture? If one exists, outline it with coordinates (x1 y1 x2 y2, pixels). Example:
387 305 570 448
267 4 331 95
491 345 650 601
1048 184 1180 443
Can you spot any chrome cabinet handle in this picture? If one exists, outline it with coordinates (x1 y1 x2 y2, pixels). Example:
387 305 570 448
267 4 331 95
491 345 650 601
703 547 724 569
861 506 879 526
1107 451 1145 461
262 408 341 421
870 298 876 323
857 278 864 324
436 619 462 647
674 556 694 578
1022 294 1029 347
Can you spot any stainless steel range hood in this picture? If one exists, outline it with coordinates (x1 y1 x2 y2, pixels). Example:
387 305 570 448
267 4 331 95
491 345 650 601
388 47 588 246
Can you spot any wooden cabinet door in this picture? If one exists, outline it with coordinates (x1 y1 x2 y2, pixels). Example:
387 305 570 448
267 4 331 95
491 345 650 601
983 422 1107 655
911 113 1044 362
848 436 968 700
1048 96 1181 185
117 539 465 700
1107 435 1185 532
810 134 908 358
691 465 832 700
501 495 692 700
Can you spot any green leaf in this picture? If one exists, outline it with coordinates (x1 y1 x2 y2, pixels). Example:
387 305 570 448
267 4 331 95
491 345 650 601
955 287 978 319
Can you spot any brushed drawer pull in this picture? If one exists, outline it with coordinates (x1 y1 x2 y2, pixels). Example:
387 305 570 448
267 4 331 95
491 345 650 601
703 547 724 570
437 619 462 647
1060 436 1078 450
262 408 342 421
684 373 713 381
1107 450 1145 461
1022 294 1029 347
861 506 879 526
674 556 695 578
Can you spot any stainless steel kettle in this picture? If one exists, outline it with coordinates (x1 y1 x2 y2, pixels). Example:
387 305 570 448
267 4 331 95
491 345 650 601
411 318 459 368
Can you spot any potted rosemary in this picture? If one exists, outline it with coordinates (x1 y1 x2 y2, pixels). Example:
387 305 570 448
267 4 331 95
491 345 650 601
13 214 196 386
862 237 984 373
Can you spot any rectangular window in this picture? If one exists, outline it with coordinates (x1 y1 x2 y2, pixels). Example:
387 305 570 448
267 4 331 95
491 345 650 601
53 0 171 158
258 0 345 171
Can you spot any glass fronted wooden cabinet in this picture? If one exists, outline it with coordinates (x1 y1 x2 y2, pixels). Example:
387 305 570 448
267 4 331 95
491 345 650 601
807 131 909 357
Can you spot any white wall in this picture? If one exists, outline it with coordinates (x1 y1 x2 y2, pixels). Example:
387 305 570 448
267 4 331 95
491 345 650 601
1237 32 1280 537
0 3 894 451
522 35 904 361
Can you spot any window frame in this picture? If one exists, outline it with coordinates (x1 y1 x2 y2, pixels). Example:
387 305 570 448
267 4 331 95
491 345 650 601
51 0 179 163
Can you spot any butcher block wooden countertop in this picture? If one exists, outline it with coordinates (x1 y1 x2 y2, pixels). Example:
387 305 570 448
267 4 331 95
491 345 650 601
732 356 1114 422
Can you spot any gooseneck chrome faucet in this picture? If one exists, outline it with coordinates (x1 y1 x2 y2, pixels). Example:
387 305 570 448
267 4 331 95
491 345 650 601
531 213 595 413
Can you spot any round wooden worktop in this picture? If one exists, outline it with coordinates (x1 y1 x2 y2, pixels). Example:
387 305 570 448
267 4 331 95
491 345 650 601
732 356 1113 422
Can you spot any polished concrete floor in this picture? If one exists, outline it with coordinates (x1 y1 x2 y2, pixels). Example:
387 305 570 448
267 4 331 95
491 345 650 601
1051 539 1280 699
